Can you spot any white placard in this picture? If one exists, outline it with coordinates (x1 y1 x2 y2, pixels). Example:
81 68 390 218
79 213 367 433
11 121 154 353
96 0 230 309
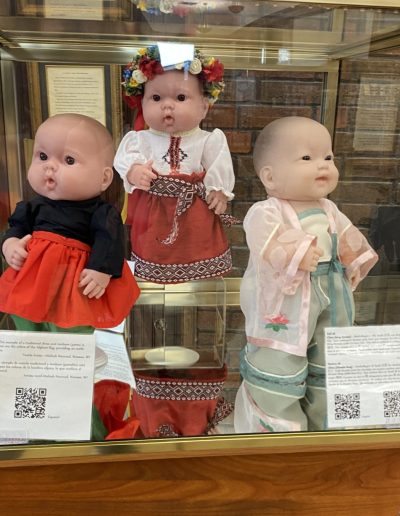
325 325 400 429
0 331 96 442
94 330 135 388
157 42 194 68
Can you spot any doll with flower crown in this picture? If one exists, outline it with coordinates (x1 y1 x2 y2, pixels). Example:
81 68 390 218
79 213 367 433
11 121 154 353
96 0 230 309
114 45 235 284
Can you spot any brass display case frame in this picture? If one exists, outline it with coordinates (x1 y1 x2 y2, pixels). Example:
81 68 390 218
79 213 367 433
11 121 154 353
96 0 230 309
1 428 400 467
1 0 400 465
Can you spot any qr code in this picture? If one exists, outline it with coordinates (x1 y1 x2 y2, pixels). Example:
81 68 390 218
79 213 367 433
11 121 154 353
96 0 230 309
383 390 400 418
14 387 47 419
334 393 361 420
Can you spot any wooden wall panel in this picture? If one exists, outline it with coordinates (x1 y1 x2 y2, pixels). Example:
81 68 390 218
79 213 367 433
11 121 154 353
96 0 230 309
1 448 400 515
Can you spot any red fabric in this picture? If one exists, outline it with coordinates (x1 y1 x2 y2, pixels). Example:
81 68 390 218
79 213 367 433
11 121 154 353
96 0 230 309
131 366 228 437
106 417 140 440
127 172 229 265
0 231 140 328
94 380 140 440
123 93 145 131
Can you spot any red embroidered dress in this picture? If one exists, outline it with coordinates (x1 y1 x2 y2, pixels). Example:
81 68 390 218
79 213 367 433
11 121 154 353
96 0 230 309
131 366 233 437
114 127 235 284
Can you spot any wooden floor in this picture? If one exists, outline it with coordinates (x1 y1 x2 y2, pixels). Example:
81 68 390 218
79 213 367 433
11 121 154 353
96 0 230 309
1 447 400 515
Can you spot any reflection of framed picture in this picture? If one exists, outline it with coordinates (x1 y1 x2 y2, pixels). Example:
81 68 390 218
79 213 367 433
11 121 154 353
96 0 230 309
45 65 107 126
27 62 122 147
16 0 131 20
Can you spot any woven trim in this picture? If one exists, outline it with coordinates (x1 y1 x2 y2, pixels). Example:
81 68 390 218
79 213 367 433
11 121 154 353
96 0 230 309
206 397 234 433
135 377 225 401
131 248 232 283
149 175 206 202
156 424 179 438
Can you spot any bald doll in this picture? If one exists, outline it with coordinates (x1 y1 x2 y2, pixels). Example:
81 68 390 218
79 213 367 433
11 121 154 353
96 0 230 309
0 113 139 332
235 117 378 432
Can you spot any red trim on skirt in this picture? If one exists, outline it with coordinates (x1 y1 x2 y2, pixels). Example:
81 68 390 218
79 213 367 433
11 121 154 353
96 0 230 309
0 231 140 328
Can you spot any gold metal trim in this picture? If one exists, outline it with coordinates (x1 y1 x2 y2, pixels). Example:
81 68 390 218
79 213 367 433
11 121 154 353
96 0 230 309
26 61 42 134
2 9 400 66
1 429 400 466
1 59 23 209
273 0 400 6
12 0 400 13
110 64 123 146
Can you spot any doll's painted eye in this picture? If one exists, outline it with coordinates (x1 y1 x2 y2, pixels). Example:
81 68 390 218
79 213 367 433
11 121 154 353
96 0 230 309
325 155 333 161
65 156 75 165
177 94 186 101
302 155 311 161
152 94 161 102
39 152 48 161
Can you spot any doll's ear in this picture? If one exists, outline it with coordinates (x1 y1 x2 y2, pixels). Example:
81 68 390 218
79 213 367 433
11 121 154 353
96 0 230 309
259 165 275 192
100 166 113 192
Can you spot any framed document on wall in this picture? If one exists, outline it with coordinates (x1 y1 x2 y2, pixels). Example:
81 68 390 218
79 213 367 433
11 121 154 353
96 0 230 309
45 65 107 126
26 62 122 146
15 0 131 19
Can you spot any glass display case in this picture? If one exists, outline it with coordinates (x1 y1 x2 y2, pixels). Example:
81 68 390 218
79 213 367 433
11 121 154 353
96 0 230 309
131 279 227 370
1 0 400 463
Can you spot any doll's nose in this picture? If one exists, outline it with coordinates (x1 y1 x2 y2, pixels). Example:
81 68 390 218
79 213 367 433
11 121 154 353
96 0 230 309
317 160 329 169
161 99 174 111
44 160 57 173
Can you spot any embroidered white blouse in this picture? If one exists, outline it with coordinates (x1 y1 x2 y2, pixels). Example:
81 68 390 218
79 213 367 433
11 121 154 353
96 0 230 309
113 127 235 199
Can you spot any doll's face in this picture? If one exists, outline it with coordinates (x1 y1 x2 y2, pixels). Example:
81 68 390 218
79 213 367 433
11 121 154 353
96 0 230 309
142 70 209 134
260 119 339 202
28 116 113 201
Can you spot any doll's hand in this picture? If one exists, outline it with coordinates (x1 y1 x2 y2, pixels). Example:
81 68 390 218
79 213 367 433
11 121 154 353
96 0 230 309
206 190 228 215
126 160 157 191
79 269 111 299
2 235 32 271
298 244 324 272
348 268 361 290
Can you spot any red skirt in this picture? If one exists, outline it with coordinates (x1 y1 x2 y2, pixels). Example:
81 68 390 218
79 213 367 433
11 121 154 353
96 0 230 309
131 365 233 437
127 172 232 283
0 231 140 329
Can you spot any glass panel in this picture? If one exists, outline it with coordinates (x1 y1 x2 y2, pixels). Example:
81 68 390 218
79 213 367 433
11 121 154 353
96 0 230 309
0 0 400 456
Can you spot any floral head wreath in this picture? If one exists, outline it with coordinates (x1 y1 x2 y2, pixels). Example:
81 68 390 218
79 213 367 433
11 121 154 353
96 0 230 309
122 45 225 106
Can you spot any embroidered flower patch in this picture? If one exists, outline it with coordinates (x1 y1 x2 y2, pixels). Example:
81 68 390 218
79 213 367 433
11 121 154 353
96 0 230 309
263 314 289 332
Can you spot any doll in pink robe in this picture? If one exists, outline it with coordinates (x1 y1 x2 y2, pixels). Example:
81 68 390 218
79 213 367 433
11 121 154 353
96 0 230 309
234 117 378 433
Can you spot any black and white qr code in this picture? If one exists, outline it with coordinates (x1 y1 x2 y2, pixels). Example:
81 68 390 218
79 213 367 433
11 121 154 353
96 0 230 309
14 387 47 419
383 390 400 418
334 393 361 420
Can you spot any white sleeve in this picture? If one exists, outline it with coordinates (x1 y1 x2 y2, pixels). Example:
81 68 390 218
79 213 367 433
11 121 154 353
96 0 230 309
202 128 235 200
113 131 148 193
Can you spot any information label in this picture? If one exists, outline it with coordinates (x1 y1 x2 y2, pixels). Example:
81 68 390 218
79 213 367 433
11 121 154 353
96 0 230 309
0 331 95 442
325 325 400 429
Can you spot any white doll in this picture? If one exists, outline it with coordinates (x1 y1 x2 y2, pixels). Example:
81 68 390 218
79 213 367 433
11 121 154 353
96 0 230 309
234 116 378 432
114 45 236 284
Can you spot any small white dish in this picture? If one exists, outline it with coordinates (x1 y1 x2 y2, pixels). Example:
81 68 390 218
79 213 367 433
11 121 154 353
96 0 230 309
95 346 108 373
145 346 200 367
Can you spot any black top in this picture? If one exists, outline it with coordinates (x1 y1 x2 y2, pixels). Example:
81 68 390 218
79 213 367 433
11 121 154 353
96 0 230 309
3 195 125 277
